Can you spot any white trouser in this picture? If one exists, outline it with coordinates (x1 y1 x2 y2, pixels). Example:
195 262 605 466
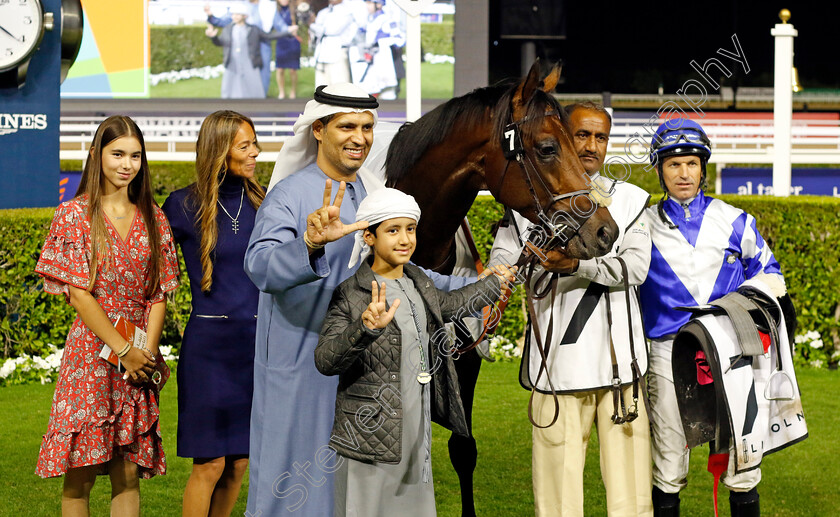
648 338 761 493
315 49 351 87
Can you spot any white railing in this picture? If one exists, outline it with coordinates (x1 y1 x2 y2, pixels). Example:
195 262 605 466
60 115 305 131
606 117 840 165
59 115 404 163
59 116 297 149
60 115 840 164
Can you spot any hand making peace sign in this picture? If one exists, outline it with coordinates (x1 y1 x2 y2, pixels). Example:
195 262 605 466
305 180 369 252
362 281 400 330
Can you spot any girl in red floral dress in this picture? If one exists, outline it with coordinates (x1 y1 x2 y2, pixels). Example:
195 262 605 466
35 116 180 517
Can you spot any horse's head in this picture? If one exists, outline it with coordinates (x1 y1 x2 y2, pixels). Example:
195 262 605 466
484 61 619 260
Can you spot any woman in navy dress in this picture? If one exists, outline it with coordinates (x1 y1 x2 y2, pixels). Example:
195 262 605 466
161 110 265 517
273 0 301 99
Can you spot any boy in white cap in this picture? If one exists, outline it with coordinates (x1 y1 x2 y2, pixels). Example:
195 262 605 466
315 188 515 516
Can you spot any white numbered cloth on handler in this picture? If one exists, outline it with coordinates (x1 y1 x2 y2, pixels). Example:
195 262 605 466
489 178 651 392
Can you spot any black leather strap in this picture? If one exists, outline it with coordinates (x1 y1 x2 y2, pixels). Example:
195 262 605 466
523 255 561 429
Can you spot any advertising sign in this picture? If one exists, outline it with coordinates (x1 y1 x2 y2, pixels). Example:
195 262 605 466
0 0 61 209
720 167 840 197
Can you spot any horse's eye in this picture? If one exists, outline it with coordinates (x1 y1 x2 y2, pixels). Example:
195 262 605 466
537 143 558 157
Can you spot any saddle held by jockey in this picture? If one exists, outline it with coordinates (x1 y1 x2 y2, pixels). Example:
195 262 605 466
671 276 807 475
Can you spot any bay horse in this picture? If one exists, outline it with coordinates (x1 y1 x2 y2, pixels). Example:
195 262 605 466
384 61 619 516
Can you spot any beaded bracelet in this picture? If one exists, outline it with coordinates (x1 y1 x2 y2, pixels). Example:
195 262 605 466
116 341 132 358
303 231 324 250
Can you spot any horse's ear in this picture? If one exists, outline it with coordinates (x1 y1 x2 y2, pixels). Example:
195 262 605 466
542 63 562 93
513 60 542 117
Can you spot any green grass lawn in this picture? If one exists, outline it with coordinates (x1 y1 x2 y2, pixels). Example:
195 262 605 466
2 362 836 516
150 63 454 100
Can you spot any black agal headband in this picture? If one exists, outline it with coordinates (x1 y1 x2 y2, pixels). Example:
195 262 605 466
314 85 379 109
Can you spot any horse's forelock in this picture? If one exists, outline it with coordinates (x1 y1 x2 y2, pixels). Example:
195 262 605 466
521 88 568 145
490 84 570 159
491 85 516 149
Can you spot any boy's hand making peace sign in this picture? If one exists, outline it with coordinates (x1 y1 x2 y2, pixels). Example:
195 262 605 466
362 281 400 330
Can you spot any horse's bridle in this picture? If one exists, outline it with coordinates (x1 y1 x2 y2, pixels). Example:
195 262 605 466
490 108 597 252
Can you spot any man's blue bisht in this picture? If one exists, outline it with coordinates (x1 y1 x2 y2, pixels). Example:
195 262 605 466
244 162 470 516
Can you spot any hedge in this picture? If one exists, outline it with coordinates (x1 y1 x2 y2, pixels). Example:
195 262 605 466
464 194 840 369
0 207 189 356
151 26 225 75
60 160 276 200
150 22 453 75
62 160 711 200
2 178 839 368
0 209 76 358
421 20 453 57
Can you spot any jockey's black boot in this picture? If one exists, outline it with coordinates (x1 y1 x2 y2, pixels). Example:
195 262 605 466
730 488 760 516
652 486 680 517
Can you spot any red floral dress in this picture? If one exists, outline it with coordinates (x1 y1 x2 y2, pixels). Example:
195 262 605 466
34 195 180 479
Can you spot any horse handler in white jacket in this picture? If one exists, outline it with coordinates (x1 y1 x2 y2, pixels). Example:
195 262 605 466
490 103 653 517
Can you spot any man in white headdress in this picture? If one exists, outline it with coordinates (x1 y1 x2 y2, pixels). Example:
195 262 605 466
244 83 472 516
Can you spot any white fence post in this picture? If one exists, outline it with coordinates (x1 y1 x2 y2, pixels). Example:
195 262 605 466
771 9 798 197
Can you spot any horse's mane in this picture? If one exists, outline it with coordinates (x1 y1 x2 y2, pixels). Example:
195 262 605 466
385 81 567 186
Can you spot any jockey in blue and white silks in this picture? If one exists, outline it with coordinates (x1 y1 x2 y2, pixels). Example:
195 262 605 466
640 190 782 340
640 118 784 517
355 0 404 100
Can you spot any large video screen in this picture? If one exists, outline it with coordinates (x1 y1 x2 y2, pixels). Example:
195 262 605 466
60 0 455 100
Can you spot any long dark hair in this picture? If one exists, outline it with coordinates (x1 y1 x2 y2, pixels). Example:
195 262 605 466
190 110 264 292
75 115 161 299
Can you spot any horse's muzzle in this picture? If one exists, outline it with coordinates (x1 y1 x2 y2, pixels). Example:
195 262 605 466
565 207 618 260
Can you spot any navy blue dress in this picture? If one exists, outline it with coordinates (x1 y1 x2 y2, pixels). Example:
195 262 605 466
162 176 261 458
273 5 301 70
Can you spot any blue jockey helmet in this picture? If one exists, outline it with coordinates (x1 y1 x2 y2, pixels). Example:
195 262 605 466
650 118 712 193
650 118 712 165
